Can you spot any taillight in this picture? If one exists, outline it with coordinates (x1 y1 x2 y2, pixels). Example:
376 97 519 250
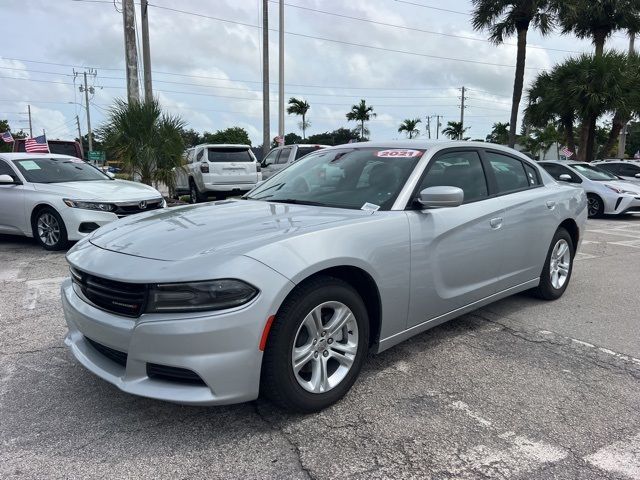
200 163 209 173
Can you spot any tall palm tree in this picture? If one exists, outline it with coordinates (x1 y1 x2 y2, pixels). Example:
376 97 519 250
442 121 469 140
346 99 376 140
486 122 510 144
472 0 556 148
556 0 640 57
286 97 311 139
100 98 185 189
398 118 421 139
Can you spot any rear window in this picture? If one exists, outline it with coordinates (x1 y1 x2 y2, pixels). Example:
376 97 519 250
295 146 323 160
49 142 80 157
207 148 253 163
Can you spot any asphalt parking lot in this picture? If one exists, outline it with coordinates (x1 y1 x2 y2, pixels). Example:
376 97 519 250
1 217 640 480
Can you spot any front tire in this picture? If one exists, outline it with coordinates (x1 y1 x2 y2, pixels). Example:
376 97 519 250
587 194 604 218
261 276 369 413
189 180 206 203
32 207 69 251
532 227 574 300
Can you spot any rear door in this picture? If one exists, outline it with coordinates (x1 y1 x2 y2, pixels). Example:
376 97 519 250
407 149 505 327
206 147 257 184
484 151 558 289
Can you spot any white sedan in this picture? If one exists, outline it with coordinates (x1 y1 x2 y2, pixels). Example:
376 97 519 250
0 153 165 250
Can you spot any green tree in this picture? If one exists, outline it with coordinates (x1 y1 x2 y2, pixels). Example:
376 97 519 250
202 127 252 145
346 100 376 140
442 121 470 140
180 128 202 148
556 0 640 57
99 98 185 189
625 120 640 158
486 122 510 144
0 120 26 153
472 0 556 148
398 118 421 139
286 98 311 139
307 128 360 145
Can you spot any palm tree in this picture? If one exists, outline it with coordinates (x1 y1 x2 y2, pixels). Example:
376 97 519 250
346 100 376 140
556 0 640 57
472 0 556 148
442 121 469 140
486 122 510 144
286 97 311 139
398 118 421 139
100 98 185 190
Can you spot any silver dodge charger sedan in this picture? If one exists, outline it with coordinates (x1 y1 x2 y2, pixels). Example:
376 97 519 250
62 141 587 412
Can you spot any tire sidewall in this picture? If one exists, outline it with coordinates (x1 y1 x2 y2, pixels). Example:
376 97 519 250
538 228 574 300
264 279 369 412
587 194 604 218
32 208 68 251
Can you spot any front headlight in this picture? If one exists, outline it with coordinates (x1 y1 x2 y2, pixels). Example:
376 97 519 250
146 279 258 313
63 199 116 212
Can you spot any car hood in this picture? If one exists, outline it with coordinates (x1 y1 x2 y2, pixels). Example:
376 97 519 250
88 199 374 261
600 180 640 192
33 180 161 201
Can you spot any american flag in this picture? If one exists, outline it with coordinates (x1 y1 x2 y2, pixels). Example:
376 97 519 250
25 134 49 153
560 146 573 158
1 131 13 143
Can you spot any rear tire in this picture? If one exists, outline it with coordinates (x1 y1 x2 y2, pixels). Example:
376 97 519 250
261 276 369 413
32 207 69 251
532 227 574 300
587 193 604 218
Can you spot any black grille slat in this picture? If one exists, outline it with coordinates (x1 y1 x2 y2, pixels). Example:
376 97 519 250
86 337 128 367
114 200 163 217
71 268 147 317
146 364 206 385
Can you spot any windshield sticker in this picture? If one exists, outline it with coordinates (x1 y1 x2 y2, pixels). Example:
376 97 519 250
18 160 41 170
376 149 423 158
361 202 380 211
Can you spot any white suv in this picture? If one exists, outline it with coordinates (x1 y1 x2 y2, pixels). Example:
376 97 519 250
175 144 262 202
261 144 328 179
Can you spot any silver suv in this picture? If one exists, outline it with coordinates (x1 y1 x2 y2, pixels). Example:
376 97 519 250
175 144 262 202
261 144 328 179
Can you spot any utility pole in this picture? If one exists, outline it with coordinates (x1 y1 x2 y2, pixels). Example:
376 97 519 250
278 0 285 144
435 115 442 139
75 115 84 158
618 33 636 157
122 0 140 103
76 69 96 152
460 86 466 139
27 104 33 137
426 116 431 139
141 0 153 103
262 0 270 157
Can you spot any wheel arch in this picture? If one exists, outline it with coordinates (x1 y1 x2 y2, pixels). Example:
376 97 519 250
558 218 579 250
30 202 60 236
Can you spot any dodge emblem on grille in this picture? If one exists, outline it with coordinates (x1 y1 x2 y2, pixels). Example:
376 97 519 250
138 200 147 209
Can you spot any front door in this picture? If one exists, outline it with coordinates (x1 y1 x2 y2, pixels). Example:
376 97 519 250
407 149 505 327
0 160 27 235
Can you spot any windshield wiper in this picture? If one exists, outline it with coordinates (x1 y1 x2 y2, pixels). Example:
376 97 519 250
268 199 327 206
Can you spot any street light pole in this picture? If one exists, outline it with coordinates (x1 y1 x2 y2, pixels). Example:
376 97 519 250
278 0 284 144
83 72 93 152
262 0 270 157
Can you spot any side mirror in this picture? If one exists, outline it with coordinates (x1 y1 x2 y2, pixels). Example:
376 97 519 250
417 186 464 209
0 174 17 184
635 173 640 178
558 174 572 182
105 171 115 179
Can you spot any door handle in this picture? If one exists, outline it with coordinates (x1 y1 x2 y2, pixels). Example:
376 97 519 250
489 217 503 229
546 201 556 210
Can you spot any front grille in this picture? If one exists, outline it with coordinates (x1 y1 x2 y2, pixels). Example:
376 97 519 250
114 199 163 217
71 267 147 317
86 337 128 367
146 363 206 385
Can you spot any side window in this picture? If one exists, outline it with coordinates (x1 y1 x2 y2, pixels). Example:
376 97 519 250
600 163 620 175
620 163 640 177
0 160 17 179
540 163 581 183
262 150 279 166
486 152 530 193
196 149 204 162
277 147 292 164
523 162 541 186
418 151 488 204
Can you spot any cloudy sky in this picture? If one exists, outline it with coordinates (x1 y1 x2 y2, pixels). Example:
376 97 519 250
1 0 634 145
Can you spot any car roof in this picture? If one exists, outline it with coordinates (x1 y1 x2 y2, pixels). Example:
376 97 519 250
196 144 251 149
0 152 77 160
327 140 526 155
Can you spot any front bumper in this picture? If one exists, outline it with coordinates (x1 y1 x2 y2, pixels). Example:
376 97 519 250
62 257 293 405
202 183 258 193
60 208 119 241
603 194 640 215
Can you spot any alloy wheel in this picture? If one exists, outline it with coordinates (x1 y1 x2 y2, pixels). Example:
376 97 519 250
587 197 600 217
37 213 61 247
291 301 359 394
550 239 571 289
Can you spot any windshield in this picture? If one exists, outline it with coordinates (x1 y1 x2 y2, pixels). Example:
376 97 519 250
571 163 618 181
12 157 109 183
207 148 253 162
245 147 424 210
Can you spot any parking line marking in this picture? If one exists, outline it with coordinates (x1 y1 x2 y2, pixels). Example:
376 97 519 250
584 433 640 479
